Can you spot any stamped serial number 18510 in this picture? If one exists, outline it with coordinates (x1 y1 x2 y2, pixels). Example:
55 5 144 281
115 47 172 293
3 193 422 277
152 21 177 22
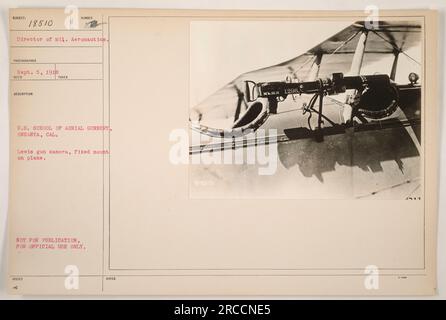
28 19 54 28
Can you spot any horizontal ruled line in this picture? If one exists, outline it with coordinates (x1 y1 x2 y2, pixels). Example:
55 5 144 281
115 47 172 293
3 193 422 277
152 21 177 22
10 45 103 48
10 29 103 32
11 79 103 81
10 274 428 278
10 62 102 65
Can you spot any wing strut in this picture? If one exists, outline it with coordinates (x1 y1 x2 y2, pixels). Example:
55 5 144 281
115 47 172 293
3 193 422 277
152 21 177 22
349 30 368 75
390 50 400 81
343 29 369 124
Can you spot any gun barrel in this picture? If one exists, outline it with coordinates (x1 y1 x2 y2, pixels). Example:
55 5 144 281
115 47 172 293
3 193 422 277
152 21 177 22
247 73 391 101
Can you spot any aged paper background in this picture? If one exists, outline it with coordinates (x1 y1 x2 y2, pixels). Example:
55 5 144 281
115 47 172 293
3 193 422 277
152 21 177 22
3 7 440 296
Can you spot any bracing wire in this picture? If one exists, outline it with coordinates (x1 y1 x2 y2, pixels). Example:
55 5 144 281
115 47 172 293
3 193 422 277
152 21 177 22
371 29 421 66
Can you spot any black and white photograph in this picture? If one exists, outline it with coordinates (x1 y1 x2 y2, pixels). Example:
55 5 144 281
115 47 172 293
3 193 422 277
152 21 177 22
189 19 423 199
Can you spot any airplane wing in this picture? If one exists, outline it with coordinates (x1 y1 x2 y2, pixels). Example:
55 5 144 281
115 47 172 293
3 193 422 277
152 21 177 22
190 20 422 137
